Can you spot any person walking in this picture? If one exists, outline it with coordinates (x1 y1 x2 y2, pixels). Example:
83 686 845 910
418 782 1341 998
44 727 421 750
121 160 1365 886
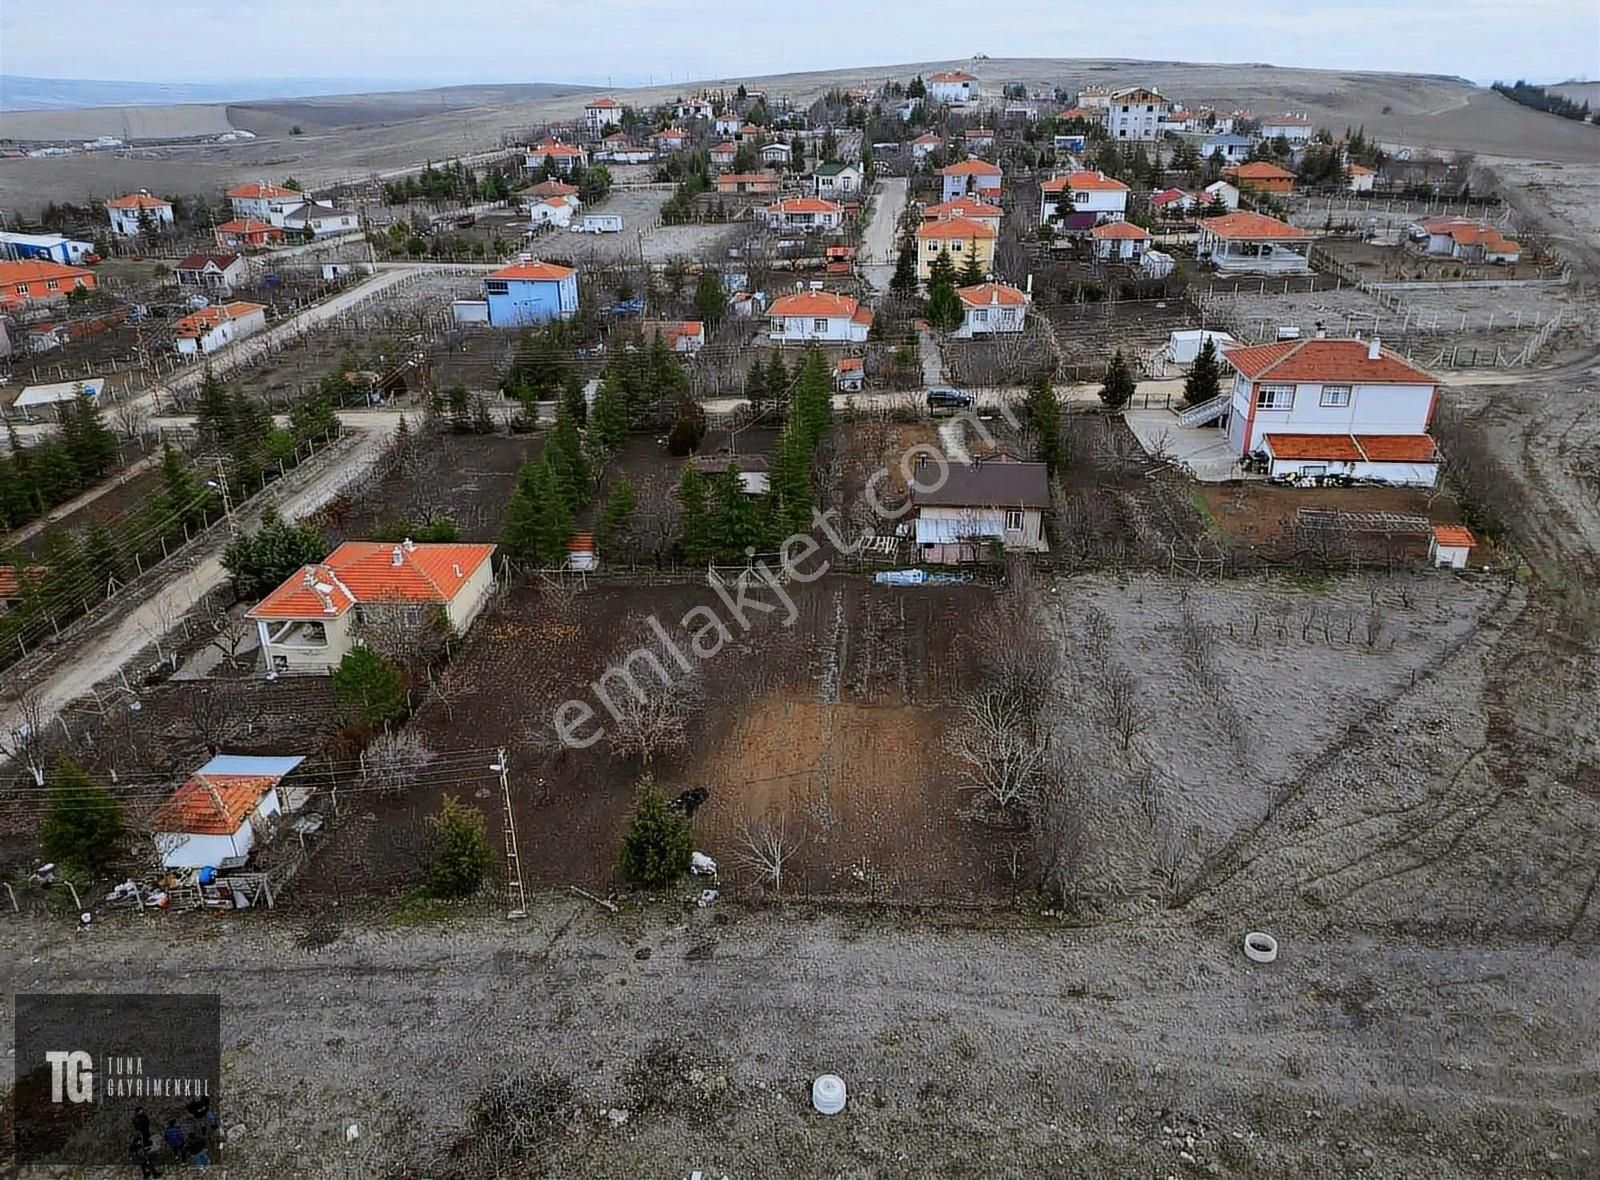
132 1106 152 1147
127 1135 162 1178
163 1118 188 1161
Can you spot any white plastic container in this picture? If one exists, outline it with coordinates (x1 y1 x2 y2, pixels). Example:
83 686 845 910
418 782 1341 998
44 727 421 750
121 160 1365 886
812 1074 847 1115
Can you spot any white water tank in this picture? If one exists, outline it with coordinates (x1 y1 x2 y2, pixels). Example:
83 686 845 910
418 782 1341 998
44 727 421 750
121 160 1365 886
812 1074 847 1115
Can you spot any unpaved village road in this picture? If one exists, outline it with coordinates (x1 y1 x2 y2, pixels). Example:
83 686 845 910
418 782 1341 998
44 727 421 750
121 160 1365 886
0 412 405 731
1 903 1593 1179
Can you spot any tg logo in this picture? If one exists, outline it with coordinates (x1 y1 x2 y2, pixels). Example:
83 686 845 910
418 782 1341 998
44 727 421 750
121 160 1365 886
45 1051 94 1103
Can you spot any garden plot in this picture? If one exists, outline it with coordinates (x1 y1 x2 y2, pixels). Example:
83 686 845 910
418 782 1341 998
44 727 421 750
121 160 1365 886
297 577 1006 902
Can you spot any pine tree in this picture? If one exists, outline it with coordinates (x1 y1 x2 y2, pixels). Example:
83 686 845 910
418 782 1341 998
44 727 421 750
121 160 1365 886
793 346 834 447
765 419 814 539
159 444 207 527
713 465 762 558
194 368 233 451
82 522 124 591
926 245 964 333
958 240 987 285
40 758 124 878
1184 337 1222 406
501 459 572 566
693 270 728 326
618 786 693 888
332 646 406 725
544 401 591 512
764 352 790 406
61 385 118 484
1025 372 1063 474
427 795 493 898
1098 350 1137 410
446 383 471 433
676 465 713 564
889 235 919 299
744 361 768 411
588 376 629 455
596 474 636 557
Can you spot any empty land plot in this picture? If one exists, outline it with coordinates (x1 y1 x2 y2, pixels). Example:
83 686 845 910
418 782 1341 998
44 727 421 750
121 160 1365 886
296 577 1004 902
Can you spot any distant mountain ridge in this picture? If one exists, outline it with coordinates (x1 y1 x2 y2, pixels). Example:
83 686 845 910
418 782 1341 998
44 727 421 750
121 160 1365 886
0 75 441 111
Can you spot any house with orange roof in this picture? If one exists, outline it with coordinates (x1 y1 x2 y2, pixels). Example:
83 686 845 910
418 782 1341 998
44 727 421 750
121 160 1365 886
714 113 745 137
524 138 588 174
716 171 782 196
761 197 845 231
928 70 979 104
476 259 579 326
649 127 692 152
709 141 740 168
105 190 174 237
645 320 705 354
214 218 285 250
834 355 865 392
1091 221 1151 261
1225 161 1296 195
1039 170 1129 228
922 196 1003 231
248 540 497 673
952 282 1029 338
768 288 872 343
1195 211 1313 273
910 132 943 162
1346 163 1376 193
226 182 303 225
915 216 997 280
0 259 96 307
1429 524 1477 569
937 158 1001 202
1214 335 1442 485
584 96 625 135
151 754 307 870
172 301 267 357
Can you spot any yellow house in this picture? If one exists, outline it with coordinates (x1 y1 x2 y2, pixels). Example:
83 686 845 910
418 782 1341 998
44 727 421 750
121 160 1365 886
914 216 997 282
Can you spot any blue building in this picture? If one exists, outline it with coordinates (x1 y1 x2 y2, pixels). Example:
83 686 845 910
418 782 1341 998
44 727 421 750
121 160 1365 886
483 260 579 327
0 231 95 266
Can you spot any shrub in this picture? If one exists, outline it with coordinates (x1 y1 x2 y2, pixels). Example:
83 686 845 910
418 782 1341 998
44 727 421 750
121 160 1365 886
40 759 124 878
331 647 406 726
428 795 493 898
618 787 692 888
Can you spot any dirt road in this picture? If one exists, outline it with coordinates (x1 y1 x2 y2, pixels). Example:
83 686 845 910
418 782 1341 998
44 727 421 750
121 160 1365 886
1 902 1589 1179
0 412 405 729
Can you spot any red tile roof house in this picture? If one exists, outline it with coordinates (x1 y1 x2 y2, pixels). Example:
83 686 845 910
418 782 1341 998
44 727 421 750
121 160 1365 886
174 252 249 293
644 320 705 353
938 158 1002 202
150 754 306 871
524 138 588 174
767 289 872 343
1039 171 1129 229
761 197 845 231
214 219 285 250
952 282 1029 338
226 182 303 225
247 540 497 673
1215 336 1443 486
1091 221 1150 261
172 301 268 357
1195 211 1313 274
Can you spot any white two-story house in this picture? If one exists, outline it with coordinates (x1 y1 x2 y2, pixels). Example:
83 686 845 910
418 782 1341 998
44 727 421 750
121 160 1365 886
1039 171 1129 229
1218 336 1442 485
927 70 978 104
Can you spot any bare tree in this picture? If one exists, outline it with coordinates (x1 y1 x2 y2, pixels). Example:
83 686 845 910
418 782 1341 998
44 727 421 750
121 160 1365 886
176 683 245 756
605 626 703 768
948 686 1048 812
735 812 802 892
352 598 451 670
1097 664 1149 753
0 687 53 785
113 398 152 442
206 610 257 671
363 729 433 797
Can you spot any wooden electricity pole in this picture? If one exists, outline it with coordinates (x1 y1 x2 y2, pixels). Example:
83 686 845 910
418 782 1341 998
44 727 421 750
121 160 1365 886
494 747 527 918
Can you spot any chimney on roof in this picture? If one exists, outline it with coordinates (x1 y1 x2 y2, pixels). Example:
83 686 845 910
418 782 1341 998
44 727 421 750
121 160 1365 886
391 546 404 567
452 563 463 578
1368 336 1381 360
312 582 337 615
1315 321 1326 338
403 537 416 553
1026 273 1034 296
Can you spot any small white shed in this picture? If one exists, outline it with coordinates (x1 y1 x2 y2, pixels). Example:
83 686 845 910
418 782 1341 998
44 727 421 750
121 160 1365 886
1429 524 1476 569
13 378 105 416
1163 330 1236 365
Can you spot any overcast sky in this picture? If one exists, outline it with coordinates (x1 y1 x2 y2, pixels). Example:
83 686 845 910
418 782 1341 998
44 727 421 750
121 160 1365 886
2 0 1595 87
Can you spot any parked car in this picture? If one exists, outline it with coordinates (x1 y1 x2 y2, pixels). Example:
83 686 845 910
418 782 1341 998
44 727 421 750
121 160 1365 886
927 387 974 411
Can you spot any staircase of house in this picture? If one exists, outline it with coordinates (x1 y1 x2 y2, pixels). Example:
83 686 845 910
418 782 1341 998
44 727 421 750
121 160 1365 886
1176 396 1228 428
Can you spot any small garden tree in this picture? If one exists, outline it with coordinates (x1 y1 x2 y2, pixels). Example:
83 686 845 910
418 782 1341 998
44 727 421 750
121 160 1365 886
1184 337 1222 406
427 795 493 898
332 646 406 726
597 474 637 557
1025 372 1063 474
618 785 693 888
41 759 124 878
222 509 326 599
1098 350 1137 410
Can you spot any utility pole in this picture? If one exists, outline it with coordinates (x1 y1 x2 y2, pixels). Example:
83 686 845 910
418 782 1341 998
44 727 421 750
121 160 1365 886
494 747 526 919
200 455 238 536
